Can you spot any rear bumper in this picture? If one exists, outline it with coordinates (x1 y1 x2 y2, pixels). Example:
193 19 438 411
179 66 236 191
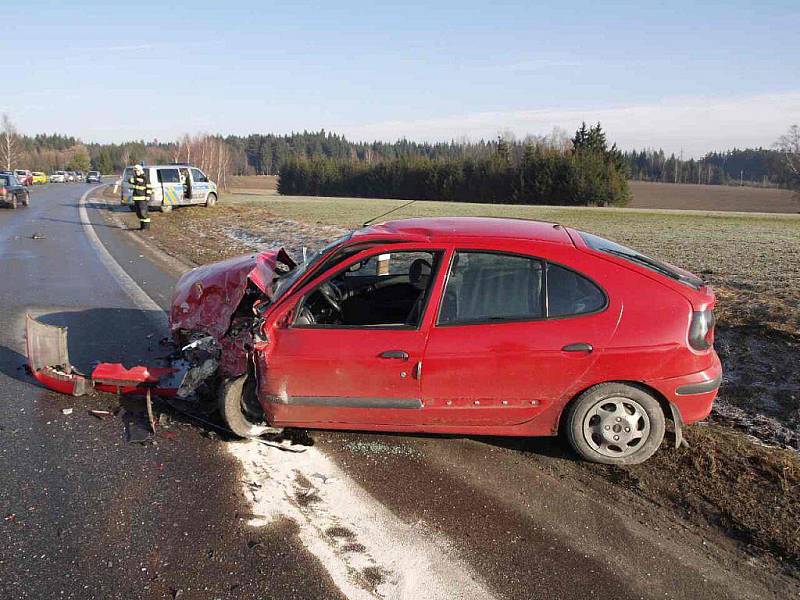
645 351 722 424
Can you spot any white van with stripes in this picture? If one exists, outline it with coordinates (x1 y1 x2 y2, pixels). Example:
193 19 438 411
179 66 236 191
120 164 218 212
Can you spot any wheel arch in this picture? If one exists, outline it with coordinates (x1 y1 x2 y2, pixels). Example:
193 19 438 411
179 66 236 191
557 380 674 436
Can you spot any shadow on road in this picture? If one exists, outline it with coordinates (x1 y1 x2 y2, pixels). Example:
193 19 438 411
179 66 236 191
28 308 168 375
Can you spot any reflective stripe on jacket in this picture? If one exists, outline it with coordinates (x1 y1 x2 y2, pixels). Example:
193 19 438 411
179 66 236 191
128 174 153 200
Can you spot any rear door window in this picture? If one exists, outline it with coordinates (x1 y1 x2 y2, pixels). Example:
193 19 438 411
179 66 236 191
438 251 545 325
157 168 181 183
546 263 606 317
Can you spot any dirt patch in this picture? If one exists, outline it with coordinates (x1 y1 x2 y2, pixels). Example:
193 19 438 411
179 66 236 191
629 180 799 213
231 175 279 191
592 424 800 572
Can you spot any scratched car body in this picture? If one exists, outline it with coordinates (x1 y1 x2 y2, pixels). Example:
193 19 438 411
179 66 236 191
163 217 721 464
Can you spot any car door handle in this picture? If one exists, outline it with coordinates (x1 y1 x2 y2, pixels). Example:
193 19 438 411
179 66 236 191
379 350 409 360
562 343 593 353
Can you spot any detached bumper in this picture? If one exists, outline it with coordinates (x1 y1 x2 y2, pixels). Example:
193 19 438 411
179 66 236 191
25 315 184 397
646 352 722 424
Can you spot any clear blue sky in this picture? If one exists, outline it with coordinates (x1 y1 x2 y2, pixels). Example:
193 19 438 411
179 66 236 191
2 0 798 156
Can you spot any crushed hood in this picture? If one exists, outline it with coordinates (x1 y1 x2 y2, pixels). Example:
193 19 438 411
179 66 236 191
170 249 296 339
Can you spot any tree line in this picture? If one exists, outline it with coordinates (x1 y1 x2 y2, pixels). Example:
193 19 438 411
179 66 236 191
278 123 631 207
622 147 789 187
2 111 797 198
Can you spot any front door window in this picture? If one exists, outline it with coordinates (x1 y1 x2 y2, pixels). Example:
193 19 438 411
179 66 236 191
296 250 441 328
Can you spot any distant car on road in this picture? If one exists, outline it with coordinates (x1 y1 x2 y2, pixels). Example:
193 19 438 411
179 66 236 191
86 171 101 183
66 171 76 182
50 171 67 183
120 164 218 212
32 171 48 184
14 169 33 186
75 171 85 182
0 173 30 208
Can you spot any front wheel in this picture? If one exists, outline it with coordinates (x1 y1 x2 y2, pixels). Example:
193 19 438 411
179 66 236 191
205 193 217 207
564 383 665 465
22 192 30 207
218 374 270 438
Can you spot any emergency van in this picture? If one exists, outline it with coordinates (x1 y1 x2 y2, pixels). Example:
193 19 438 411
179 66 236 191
120 164 218 212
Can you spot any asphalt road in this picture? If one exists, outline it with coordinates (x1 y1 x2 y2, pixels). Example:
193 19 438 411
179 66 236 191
0 184 795 600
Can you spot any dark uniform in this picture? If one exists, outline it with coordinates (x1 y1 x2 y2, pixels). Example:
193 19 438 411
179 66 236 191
128 169 153 230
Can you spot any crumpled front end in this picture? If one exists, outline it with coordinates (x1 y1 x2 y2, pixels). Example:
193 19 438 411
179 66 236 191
170 249 295 343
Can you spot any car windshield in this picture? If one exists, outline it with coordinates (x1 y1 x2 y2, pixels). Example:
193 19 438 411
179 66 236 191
579 231 702 289
271 233 353 300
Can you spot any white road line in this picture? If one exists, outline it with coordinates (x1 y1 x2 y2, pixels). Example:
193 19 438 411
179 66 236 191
77 186 168 330
77 186 496 600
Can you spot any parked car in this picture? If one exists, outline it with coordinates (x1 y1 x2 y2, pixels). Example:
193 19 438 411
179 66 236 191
86 171 101 183
14 169 33 186
0 173 31 208
75 171 85 182
32 171 48 184
50 171 66 183
120 164 217 211
164 217 721 464
66 171 76 182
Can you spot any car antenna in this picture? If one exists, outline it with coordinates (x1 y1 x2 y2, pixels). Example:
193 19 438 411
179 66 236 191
362 199 418 227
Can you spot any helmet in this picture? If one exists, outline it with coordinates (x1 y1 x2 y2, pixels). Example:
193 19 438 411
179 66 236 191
133 164 144 174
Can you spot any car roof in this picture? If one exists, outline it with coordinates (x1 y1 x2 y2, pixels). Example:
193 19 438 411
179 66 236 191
351 217 574 246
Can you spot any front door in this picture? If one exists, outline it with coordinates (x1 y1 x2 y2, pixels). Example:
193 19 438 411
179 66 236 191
262 248 443 427
190 168 209 203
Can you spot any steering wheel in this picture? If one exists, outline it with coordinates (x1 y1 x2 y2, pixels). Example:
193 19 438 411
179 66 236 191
318 281 343 312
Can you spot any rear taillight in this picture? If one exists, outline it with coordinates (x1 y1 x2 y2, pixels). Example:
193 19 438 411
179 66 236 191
0 187 6 196
689 309 715 350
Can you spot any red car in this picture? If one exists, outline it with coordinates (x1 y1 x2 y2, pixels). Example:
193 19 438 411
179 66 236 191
166 217 721 464
14 170 33 186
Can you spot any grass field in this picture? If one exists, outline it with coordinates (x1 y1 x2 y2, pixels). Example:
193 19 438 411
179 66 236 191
103 188 800 571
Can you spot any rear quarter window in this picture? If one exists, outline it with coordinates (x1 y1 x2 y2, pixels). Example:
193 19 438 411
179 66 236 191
546 263 606 317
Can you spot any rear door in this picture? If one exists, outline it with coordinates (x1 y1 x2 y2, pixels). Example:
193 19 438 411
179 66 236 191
420 249 618 427
156 168 183 207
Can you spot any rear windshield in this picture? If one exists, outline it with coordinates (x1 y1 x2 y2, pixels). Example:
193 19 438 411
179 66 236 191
0 176 9 186
579 231 702 289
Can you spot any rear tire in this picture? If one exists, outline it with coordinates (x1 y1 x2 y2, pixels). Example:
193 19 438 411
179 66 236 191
9 195 17 209
218 374 269 438
564 383 665 465
161 202 172 213
205 193 217 207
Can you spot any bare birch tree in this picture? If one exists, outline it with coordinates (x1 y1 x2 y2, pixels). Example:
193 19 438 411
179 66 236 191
775 124 800 195
1 114 18 171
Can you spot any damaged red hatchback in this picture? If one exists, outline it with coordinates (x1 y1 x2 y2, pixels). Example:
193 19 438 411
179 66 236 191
27 217 721 464
164 217 720 464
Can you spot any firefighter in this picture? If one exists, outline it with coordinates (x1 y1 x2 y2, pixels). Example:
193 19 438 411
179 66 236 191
128 165 153 230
